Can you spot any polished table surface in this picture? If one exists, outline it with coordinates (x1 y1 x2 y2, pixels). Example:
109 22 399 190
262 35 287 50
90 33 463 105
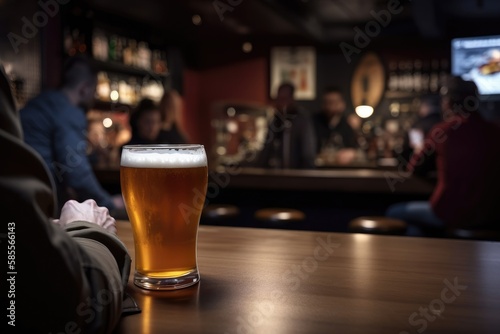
114 221 500 334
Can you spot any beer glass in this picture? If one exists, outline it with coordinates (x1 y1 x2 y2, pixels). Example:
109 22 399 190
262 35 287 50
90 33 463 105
120 145 208 290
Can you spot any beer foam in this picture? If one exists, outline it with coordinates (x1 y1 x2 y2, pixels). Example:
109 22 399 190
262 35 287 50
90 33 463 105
121 146 207 168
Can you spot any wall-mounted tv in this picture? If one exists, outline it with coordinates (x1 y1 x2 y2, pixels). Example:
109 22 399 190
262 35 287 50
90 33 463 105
452 35 500 96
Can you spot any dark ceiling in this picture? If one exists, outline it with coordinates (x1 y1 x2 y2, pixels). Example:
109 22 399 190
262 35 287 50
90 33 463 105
75 0 500 68
3 0 497 68
83 0 500 41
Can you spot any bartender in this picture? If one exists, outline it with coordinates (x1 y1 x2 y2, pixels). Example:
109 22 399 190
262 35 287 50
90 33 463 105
313 87 358 165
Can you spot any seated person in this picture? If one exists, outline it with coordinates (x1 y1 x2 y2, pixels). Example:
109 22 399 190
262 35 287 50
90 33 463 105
251 82 316 169
157 90 189 144
0 65 132 332
313 87 358 165
20 56 120 213
386 77 500 236
124 98 163 146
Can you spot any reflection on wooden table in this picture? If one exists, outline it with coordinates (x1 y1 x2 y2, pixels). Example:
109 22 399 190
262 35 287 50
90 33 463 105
114 220 500 334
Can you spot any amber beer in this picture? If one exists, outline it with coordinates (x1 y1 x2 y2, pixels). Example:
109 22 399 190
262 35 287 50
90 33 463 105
120 145 208 290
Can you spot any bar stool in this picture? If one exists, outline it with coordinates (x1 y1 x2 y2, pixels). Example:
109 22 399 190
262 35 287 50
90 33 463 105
202 204 240 226
254 208 306 224
349 216 407 235
446 228 500 241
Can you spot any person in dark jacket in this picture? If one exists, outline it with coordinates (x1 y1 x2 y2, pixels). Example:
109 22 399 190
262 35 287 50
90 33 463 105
124 98 163 146
252 82 316 169
313 87 358 165
19 56 119 212
0 64 132 333
386 77 500 236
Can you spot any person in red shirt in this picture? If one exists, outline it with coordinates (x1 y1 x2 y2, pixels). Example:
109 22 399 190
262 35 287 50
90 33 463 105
386 77 500 236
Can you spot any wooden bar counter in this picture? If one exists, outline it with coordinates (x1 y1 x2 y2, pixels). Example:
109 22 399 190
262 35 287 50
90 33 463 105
114 221 500 334
95 167 434 195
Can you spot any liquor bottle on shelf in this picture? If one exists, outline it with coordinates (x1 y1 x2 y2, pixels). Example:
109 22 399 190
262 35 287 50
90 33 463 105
92 29 108 61
152 50 168 74
160 51 168 73
77 32 87 54
388 61 398 92
413 59 423 93
421 60 430 93
96 72 111 101
123 39 133 66
439 58 449 90
63 27 73 55
134 80 142 103
115 37 124 63
108 35 118 62
145 43 152 70
129 40 138 67
141 80 164 102
67 29 81 56
137 42 151 70
119 80 137 105
429 59 440 93
404 60 413 92
128 78 138 105
397 61 406 92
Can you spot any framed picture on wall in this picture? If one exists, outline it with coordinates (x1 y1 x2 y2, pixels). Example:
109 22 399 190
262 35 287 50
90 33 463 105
270 46 316 100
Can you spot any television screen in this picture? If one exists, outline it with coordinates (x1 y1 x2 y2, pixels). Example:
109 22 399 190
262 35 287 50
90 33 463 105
452 35 500 96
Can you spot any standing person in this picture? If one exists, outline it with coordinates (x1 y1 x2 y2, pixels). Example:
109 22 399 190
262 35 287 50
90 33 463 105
20 56 120 212
0 64 133 333
386 77 500 236
157 90 189 144
313 87 358 165
253 82 316 169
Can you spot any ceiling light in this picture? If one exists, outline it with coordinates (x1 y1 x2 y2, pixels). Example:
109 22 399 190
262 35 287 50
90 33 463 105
242 42 253 53
355 105 374 118
192 14 202 26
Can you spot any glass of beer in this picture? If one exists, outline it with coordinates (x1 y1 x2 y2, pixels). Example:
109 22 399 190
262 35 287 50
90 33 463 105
120 145 208 290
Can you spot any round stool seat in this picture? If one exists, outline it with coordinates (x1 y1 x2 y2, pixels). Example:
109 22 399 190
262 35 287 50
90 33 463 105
202 205 240 220
255 208 306 223
349 216 407 235
446 228 500 241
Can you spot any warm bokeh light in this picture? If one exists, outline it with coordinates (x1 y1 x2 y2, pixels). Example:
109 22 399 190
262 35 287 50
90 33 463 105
242 42 253 53
226 107 236 117
110 90 119 101
102 117 113 128
216 146 227 155
192 14 202 26
355 105 374 118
